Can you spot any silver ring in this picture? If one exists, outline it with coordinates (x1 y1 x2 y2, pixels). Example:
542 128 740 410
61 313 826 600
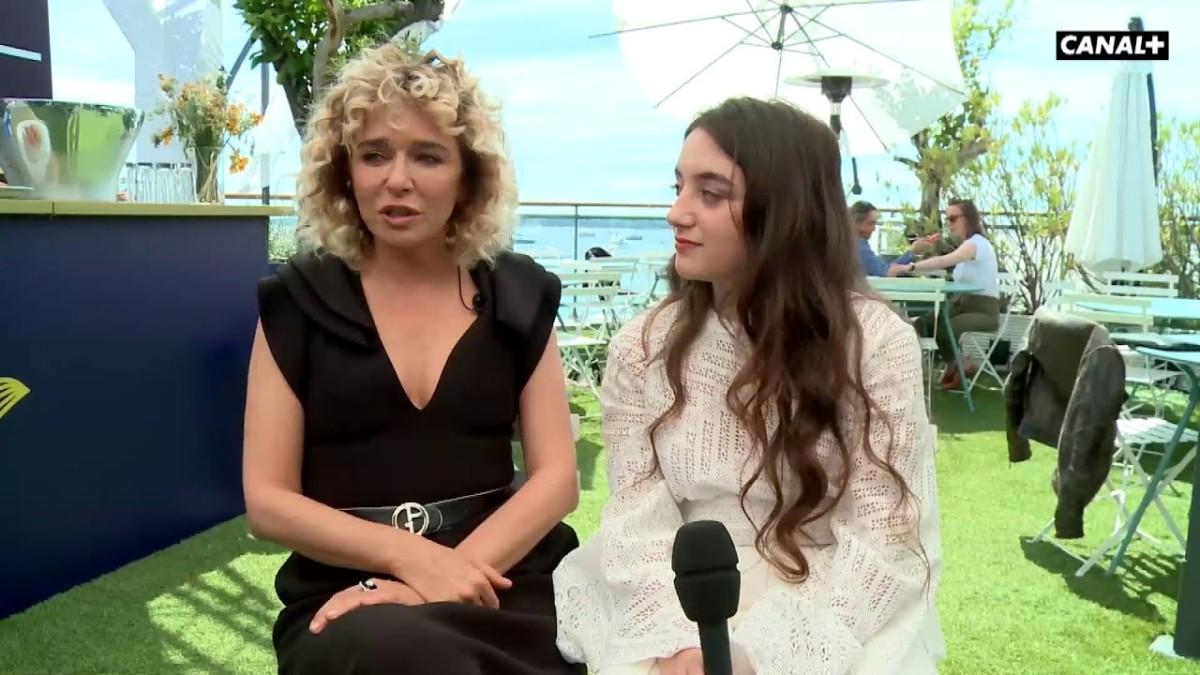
358 579 378 592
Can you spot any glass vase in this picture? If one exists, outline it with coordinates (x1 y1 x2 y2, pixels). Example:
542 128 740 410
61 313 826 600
192 145 224 204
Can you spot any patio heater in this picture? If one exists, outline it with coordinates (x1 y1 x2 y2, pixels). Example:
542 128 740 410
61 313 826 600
786 69 887 195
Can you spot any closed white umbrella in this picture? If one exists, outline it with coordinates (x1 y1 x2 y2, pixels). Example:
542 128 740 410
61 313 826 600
1065 59 1162 273
605 0 967 157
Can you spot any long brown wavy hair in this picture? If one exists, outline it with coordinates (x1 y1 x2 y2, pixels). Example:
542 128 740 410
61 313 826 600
646 98 920 581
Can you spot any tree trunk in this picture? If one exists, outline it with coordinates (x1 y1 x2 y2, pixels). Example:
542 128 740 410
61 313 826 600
312 0 444 102
254 0 446 138
898 132 989 237
313 0 346 98
285 80 311 140
920 177 943 234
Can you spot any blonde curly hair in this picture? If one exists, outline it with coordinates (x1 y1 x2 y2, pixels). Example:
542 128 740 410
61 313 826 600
295 44 517 268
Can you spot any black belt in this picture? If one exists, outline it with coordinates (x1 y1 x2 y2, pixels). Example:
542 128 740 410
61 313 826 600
340 486 511 536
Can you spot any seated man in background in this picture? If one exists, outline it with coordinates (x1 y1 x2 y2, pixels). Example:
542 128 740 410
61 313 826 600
852 200 933 277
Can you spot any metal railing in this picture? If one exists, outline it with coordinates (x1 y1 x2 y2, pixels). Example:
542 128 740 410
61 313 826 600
234 192 1197 274
239 194 676 261
227 192 1079 229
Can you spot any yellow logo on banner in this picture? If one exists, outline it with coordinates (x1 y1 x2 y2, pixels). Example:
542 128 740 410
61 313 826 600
0 378 31 420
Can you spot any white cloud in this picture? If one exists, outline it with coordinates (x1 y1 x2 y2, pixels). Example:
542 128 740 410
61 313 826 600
466 49 682 199
453 0 605 23
976 0 1198 147
475 51 664 113
1002 0 1197 37
45 0 1199 206
460 0 1200 203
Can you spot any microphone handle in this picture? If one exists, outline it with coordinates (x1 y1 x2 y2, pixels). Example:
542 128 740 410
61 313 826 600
697 620 734 675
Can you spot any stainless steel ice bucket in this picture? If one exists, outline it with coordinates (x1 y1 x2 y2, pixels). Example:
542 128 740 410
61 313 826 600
0 99 144 201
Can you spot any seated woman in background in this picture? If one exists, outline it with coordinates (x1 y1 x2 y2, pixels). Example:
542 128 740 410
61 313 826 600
901 198 1001 390
553 97 943 675
242 43 583 674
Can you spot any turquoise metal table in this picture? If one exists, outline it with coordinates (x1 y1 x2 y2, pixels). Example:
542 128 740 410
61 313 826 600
1105 347 1200 659
869 279 985 411
1108 332 1200 351
1079 297 1200 323
870 280 985 296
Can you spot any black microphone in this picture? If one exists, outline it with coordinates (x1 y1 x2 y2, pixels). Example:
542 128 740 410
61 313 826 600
672 520 740 675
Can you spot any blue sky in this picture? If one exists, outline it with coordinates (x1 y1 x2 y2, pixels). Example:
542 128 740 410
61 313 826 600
48 0 1200 208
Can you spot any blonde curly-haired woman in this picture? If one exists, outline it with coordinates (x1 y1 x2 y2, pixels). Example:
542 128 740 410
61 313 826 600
242 43 583 674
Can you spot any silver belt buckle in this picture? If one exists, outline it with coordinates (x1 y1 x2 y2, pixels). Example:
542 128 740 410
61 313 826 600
391 502 430 535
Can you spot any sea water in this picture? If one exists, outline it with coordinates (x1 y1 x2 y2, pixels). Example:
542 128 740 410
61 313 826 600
269 213 676 294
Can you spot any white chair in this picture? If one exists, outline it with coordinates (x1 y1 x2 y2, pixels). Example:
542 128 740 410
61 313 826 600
557 278 628 397
544 259 602 272
1025 300 1194 576
1102 271 1179 298
1046 292 1177 415
1033 414 1197 577
629 254 673 308
558 271 627 329
1042 276 1088 305
957 272 1028 394
959 314 1034 392
872 278 946 413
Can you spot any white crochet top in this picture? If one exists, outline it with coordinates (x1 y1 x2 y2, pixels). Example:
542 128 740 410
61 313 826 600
553 297 943 674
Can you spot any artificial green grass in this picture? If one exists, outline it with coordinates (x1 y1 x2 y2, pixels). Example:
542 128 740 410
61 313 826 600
1 388 1195 674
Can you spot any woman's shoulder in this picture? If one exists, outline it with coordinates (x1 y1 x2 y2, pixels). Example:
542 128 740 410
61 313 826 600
608 300 682 366
487 251 560 293
477 251 561 338
852 294 920 357
967 232 993 250
967 234 998 263
261 249 336 296
258 249 376 346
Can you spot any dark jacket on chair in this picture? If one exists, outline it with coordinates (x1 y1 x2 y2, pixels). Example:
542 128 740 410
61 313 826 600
1004 309 1127 538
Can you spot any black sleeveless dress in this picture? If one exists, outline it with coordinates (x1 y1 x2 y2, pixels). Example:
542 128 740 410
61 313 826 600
257 250 583 674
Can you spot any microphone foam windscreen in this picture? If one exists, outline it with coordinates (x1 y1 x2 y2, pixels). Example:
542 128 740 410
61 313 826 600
672 520 739 573
672 520 741 622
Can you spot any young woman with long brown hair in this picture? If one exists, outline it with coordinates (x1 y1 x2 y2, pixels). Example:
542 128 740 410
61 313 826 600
553 98 944 675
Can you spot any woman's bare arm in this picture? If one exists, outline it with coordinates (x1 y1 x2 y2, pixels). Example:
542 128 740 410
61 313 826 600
913 239 977 272
242 321 426 576
456 334 580 572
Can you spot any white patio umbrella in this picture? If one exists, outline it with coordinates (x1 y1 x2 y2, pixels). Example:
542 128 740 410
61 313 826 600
1065 59 1162 273
605 0 967 158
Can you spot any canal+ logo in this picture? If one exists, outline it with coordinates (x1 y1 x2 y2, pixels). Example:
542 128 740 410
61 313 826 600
1056 30 1169 61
